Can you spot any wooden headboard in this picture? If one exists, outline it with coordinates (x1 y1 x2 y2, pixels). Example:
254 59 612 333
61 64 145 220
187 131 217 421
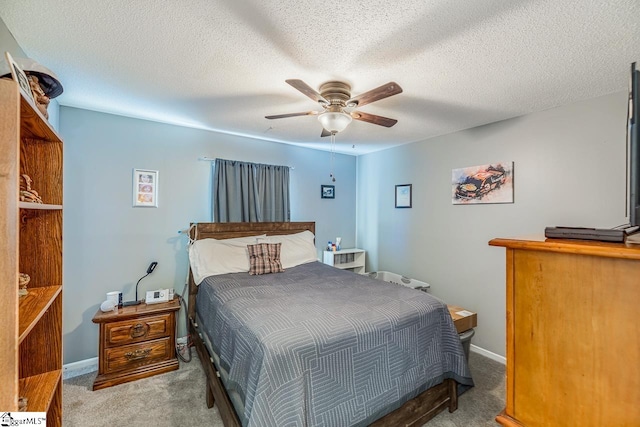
189 221 315 241
187 222 315 320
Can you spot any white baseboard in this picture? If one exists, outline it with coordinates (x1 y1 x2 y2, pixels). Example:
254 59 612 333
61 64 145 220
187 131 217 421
470 344 506 364
63 357 98 380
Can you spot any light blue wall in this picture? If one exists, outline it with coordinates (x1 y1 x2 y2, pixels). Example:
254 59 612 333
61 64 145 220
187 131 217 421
0 18 26 56
356 91 628 358
61 107 357 363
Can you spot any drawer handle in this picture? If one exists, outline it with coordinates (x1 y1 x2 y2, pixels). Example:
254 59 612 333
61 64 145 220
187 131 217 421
124 348 151 361
130 323 148 338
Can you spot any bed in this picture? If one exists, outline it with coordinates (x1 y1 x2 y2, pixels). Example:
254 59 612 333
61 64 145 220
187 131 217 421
187 222 473 427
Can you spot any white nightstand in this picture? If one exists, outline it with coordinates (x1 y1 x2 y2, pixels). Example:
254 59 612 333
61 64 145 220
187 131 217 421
323 248 366 274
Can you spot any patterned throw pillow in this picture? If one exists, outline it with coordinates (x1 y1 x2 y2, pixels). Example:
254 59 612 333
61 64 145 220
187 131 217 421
247 243 284 275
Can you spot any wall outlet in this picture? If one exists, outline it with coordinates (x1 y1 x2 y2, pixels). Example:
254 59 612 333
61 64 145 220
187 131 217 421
177 336 188 345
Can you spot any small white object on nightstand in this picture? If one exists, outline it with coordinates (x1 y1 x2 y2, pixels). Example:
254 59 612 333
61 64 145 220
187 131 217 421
100 300 116 312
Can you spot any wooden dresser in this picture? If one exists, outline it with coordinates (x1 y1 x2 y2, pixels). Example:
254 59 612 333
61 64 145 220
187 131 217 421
92 298 180 390
489 236 640 427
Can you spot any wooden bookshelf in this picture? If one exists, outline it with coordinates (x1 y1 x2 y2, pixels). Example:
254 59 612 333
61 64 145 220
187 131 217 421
18 286 62 343
0 79 64 426
19 370 62 412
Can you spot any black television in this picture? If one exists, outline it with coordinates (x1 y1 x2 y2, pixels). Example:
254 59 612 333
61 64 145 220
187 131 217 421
627 62 640 227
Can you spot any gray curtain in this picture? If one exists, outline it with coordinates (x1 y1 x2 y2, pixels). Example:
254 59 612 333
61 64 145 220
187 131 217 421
213 158 290 222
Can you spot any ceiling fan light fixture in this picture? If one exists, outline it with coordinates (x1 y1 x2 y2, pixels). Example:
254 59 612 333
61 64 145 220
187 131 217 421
318 111 352 134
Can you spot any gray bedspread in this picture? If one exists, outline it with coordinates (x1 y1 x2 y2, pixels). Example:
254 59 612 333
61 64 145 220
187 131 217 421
196 261 473 427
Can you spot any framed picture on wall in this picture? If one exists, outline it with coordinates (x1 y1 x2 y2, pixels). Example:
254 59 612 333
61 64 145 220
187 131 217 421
4 51 34 104
133 169 158 207
321 185 335 199
452 162 514 204
395 184 412 208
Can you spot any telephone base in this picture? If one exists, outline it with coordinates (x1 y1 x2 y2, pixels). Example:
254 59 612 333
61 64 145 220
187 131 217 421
122 300 141 307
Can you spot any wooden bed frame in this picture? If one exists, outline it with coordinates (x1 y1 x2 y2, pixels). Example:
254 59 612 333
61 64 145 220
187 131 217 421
187 222 459 427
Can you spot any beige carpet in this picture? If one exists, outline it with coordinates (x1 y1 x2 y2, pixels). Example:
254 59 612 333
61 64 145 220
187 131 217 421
63 351 505 426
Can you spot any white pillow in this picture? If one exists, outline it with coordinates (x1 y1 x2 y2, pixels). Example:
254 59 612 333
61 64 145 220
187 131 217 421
266 230 318 269
188 235 266 285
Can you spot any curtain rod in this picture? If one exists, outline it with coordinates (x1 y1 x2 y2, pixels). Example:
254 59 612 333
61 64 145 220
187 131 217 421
198 157 294 170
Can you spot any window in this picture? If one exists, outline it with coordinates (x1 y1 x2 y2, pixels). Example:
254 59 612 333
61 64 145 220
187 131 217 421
212 158 290 222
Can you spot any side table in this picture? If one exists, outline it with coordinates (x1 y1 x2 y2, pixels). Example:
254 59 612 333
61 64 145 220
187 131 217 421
92 298 180 390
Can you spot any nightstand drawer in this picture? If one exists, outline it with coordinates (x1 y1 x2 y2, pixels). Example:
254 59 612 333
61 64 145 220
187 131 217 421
105 314 172 347
104 338 172 373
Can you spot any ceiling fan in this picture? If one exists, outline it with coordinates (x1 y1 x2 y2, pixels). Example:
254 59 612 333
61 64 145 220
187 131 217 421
265 79 403 137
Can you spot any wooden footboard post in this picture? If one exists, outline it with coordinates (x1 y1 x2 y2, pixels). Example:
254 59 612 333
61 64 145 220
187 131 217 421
187 228 197 324
448 379 458 413
187 254 212 407
188 316 215 410
206 382 215 409
188 309 241 426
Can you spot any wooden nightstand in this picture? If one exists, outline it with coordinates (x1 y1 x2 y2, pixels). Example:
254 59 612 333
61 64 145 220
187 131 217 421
92 298 180 390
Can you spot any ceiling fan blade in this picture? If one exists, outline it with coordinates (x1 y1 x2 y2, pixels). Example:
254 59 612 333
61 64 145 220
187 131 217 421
350 111 398 127
265 111 318 119
347 82 402 108
286 79 329 105
320 128 331 137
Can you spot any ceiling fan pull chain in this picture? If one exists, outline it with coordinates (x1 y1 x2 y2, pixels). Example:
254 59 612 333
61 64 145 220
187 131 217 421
330 132 336 182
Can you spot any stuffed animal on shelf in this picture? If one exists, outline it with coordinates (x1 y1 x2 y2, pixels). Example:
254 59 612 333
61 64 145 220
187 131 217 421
18 396 27 411
27 75 50 118
19 273 30 297
19 174 43 204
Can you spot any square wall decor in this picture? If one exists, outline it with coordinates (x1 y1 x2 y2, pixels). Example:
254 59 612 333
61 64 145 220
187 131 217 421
321 185 335 199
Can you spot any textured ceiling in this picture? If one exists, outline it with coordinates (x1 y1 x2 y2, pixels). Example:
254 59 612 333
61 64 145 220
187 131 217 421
1 0 639 155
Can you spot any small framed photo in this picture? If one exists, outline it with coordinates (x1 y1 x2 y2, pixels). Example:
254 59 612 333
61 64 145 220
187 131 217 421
321 185 335 199
4 51 34 104
133 169 158 207
395 184 412 208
